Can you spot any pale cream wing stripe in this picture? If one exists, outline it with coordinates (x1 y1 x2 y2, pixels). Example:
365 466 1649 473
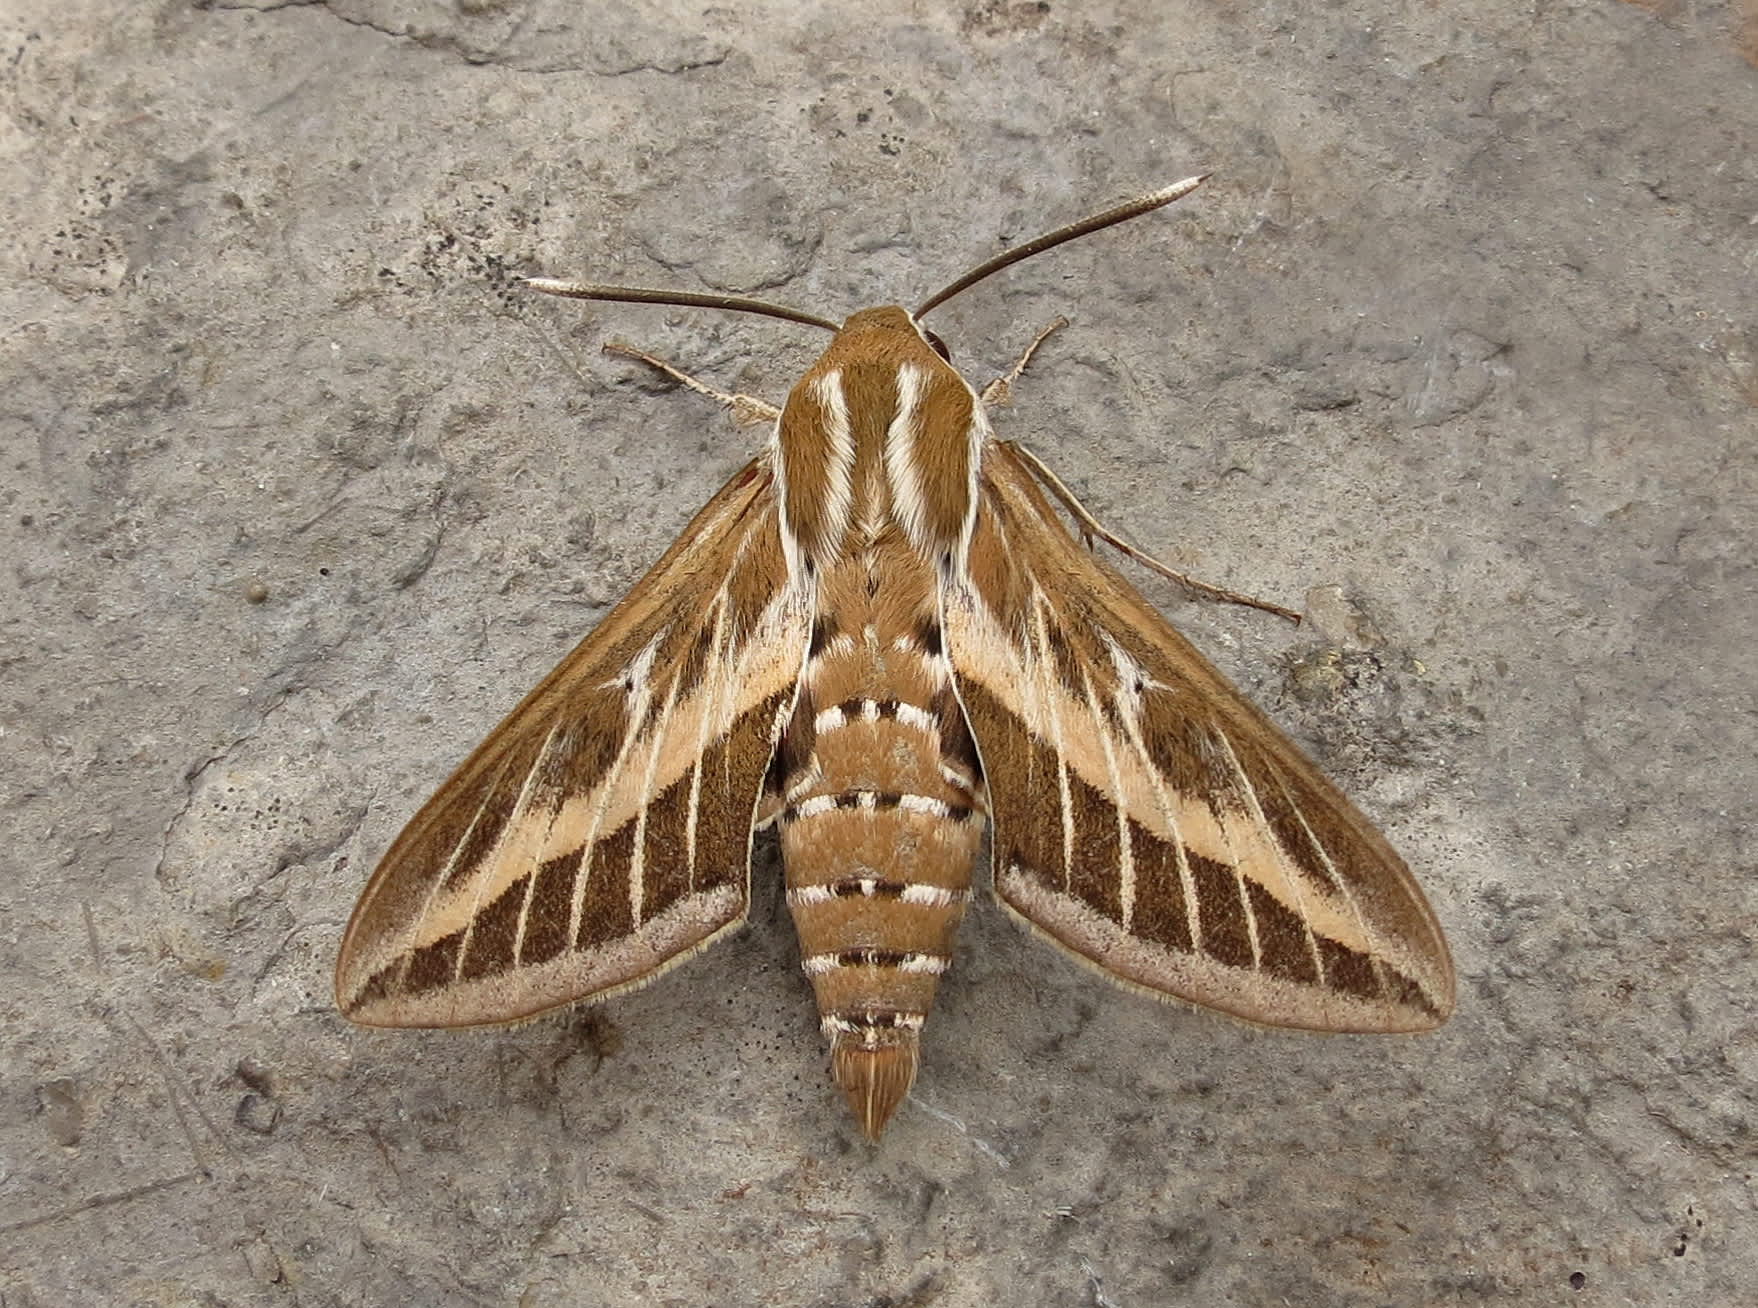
337 459 810 1028
944 441 1454 1033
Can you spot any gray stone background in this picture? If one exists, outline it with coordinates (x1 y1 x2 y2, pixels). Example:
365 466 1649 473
3 1 1754 1304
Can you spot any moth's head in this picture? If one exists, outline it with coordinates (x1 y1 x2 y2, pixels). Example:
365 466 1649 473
824 305 956 371
832 305 953 363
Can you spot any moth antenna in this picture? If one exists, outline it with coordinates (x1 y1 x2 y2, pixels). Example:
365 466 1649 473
913 173 1209 320
524 279 841 334
1009 442 1303 624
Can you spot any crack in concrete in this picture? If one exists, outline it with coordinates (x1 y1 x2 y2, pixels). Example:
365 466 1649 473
124 1011 241 1174
151 686 298 886
0 1169 206 1236
207 1 729 77
391 488 450 590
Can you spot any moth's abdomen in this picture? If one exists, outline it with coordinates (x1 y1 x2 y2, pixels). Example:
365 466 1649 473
775 590 985 1138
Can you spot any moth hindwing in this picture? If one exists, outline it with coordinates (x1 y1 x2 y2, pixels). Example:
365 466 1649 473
336 176 1454 1140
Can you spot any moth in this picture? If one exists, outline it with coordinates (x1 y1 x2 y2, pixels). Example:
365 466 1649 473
335 176 1454 1138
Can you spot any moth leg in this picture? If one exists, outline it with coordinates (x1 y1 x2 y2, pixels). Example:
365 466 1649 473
1009 441 1303 624
602 341 781 426
979 316 1070 408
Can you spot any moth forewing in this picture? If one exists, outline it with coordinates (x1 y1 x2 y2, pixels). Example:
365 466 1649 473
943 442 1454 1032
335 460 810 1028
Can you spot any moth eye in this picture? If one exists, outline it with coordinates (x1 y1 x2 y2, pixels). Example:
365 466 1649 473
923 329 952 363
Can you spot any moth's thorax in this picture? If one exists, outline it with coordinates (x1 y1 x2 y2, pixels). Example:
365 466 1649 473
772 305 986 580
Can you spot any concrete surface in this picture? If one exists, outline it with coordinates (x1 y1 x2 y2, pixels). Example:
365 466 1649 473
3 1 1754 1304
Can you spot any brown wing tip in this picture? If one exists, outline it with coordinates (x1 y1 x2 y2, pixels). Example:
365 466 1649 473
831 1034 920 1139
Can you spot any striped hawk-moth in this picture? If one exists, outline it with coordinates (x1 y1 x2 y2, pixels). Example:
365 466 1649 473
335 177 1454 1138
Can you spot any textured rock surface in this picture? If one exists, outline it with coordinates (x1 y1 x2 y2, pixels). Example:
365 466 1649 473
3 1 1753 1303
